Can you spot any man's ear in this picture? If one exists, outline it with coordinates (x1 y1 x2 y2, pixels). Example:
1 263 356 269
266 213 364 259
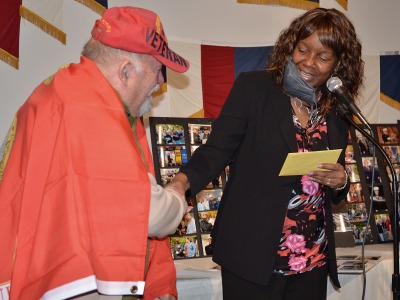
119 60 131 86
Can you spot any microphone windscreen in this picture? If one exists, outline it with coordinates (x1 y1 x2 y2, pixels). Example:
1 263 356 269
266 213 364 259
326 77 343 93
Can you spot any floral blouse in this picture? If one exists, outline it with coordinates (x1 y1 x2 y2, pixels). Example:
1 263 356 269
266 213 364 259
273 110 329 275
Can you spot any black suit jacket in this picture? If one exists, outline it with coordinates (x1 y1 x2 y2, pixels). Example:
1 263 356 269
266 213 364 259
180 70 349 288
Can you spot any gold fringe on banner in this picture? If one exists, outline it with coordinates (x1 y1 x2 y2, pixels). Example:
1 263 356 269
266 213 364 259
0 48 19 70
237 0 319 10
20 6 66 45
336 0 348 10
380 92 400 111
74 0 107 15
189 109 205 118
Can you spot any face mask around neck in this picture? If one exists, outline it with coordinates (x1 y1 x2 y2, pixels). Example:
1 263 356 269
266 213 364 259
283 58 317 107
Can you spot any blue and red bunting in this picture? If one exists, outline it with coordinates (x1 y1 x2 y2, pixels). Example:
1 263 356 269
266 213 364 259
74 0 107 15
380 55 400 111
201 45 273 118
95 0 107 7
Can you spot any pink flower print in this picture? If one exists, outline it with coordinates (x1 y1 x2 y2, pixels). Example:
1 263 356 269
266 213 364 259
301 175 319 195
285 234 306 254
288 254 308 271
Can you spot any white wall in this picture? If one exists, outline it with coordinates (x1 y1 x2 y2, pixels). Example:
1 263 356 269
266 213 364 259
1 0 399 141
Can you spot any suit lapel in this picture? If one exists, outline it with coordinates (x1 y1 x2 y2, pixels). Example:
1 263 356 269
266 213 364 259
270 88 298 153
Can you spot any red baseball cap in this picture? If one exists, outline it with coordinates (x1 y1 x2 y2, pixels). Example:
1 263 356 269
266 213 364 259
91 6 189 73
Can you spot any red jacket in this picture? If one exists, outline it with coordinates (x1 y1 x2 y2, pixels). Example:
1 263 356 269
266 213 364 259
0 57 176 300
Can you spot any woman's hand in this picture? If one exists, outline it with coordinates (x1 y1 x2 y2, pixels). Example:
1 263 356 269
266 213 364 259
308 163 348 189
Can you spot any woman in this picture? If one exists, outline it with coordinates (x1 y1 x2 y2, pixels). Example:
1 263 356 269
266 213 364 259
167 8 363 299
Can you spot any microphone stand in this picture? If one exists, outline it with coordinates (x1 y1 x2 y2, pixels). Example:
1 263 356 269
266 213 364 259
336 103 400 299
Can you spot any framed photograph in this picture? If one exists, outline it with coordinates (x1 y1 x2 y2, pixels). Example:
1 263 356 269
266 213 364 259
350 223 364 244
201 234 213 256
376 125 399 145
345 145 356 163
346 183 364 203
347 202 368 222
169 235 199 259
171 201 197 236
198 210 218 233
188 123 212 145
154 123 185 145
361 157 381 184
354 129 374 155
374 212 393 242
382 145 400 164
385 163 400 182
369 185 388 212
345 163 360 183
182 211 197 235
348 223 375 244
196 189 223 212
359 224 374 243
157 145 188 168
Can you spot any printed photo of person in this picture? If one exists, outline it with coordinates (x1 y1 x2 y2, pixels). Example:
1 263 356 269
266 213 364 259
188 124 212 144
377 125 399 145
361 157 381 184
345 145 356 163
346 183 364 203
345 163 360 183
155 123 186 145
355 129 373 155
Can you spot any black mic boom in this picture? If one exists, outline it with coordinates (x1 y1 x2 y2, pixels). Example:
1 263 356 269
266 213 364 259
326 77 361 115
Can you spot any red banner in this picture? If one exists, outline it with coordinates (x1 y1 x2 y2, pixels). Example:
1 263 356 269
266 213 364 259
0 0 22 69
201 45 235 118
201 45 274 118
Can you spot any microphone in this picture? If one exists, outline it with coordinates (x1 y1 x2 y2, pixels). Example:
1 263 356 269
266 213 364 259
326 76 372 132
326 76 361 115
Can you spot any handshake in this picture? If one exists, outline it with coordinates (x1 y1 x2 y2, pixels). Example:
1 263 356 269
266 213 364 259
148 172 189 238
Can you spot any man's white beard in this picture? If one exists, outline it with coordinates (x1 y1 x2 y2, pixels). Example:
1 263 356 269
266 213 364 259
138 84 160 117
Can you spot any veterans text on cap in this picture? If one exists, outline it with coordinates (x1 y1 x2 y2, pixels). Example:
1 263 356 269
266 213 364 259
91 6 189 73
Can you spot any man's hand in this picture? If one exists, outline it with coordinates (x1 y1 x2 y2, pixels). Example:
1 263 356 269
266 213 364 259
165 172 189 196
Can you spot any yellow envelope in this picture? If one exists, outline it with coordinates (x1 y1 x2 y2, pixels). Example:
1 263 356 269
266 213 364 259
279 149 343 176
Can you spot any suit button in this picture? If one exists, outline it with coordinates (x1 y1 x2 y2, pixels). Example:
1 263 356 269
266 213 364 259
130 285 138 294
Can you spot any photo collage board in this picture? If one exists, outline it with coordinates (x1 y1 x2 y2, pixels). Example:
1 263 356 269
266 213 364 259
149 117 227 260
150 118 400 258
336 121 400 246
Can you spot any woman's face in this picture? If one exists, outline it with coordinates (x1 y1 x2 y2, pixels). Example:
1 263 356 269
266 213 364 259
292 31 339 89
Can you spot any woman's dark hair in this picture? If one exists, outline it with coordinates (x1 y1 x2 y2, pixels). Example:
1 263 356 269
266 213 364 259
267 8 364 115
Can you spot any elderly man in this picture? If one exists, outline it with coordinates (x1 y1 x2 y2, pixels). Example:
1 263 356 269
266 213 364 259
0 6 189 300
